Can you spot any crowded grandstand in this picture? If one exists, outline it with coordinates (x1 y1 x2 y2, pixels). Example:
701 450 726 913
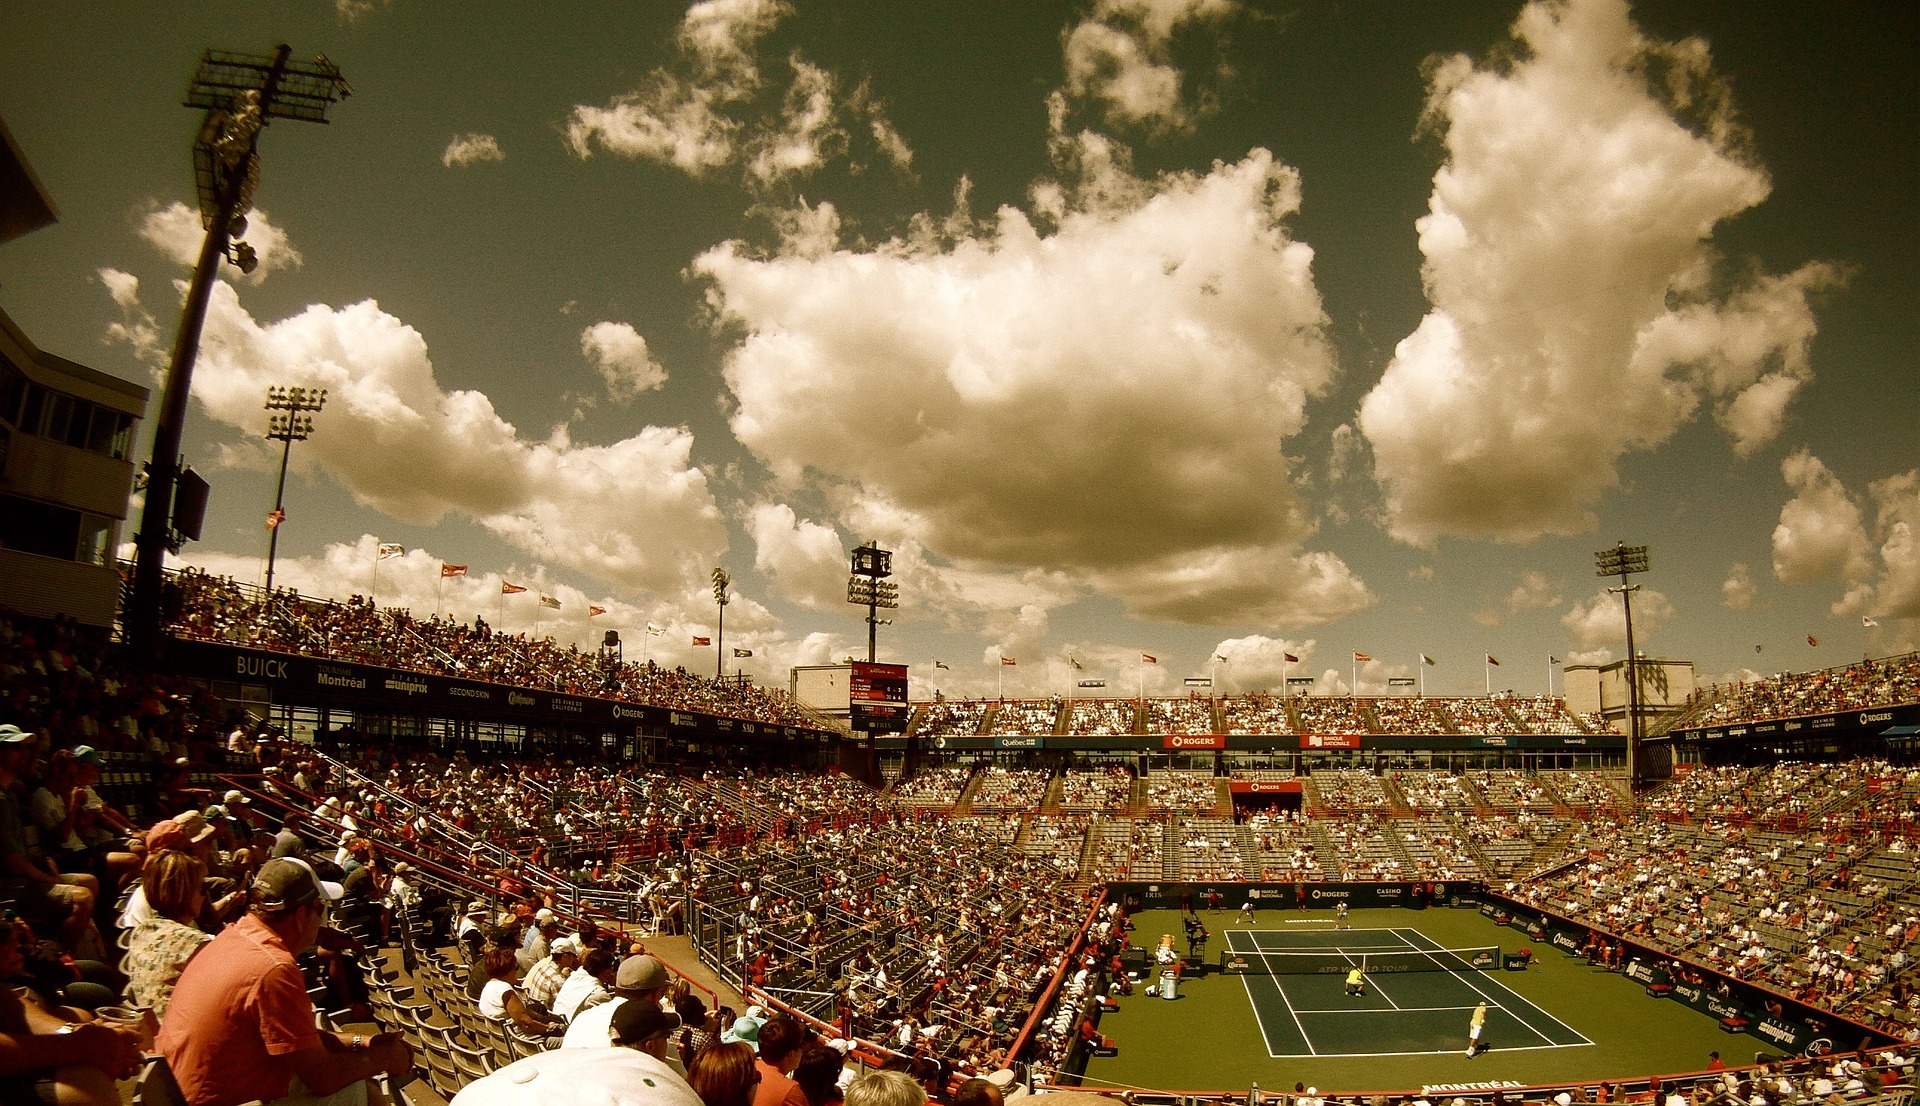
2 580 1920 1103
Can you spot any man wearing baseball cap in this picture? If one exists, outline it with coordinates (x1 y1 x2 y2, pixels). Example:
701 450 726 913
561 954 688 1074
159 857 412 1106
449 988 698 1106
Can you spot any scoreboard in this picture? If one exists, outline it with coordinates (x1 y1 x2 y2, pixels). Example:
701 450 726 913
849 661 909 734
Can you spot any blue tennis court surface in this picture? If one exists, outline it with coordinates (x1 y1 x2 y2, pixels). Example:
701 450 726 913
1226 928 1594 1058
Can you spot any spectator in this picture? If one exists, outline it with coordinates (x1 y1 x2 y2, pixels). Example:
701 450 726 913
553 947 617 1023
688 1041 762 1106
844 1071 926 1106
478 945 562 1039
0 916 140 1106
449 998 699 1106
754 1015 815 1106
123 849 213 1020
157 856 412 1106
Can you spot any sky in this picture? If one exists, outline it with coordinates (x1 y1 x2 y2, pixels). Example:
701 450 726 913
1 0 1914 704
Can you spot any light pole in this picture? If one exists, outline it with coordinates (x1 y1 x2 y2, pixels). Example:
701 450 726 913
847 542 898 663
262 385 326 598
1595 542 1650 791
127 45 349 658
711 568 729 679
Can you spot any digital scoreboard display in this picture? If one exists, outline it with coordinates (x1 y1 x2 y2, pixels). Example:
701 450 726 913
849 661 909 734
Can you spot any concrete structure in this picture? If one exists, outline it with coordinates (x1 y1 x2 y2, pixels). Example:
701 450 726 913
1 116 150 627
1563 655 1695 735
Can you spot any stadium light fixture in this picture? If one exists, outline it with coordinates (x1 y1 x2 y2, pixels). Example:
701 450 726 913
1595 542 1651 790
847 541 898 664
711 568 730 678
261 385 327 599
128 44 350 658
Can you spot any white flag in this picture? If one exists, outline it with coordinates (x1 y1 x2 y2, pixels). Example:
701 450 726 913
377 543 405 560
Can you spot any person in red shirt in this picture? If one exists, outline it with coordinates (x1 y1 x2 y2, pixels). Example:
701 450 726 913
753 1014 815 1106
158 857 412 1106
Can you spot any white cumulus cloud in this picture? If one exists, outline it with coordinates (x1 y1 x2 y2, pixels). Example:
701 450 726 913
1772 451 1920 624
443 134 506 168
104 280 726 598
139 201 302 285
698 148 1373 626
1772 449 1872 587
746 502 847 609
1358 0 1836 546
566 0 909 186
1721 562 1756 611
1062 0 1236 131
1561 586 1675 652
579 322 669 401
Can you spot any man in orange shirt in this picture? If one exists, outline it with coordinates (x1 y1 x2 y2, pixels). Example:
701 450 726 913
159 857 412 1106
753 1014 814 1106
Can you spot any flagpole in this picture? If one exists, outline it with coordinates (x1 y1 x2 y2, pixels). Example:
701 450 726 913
1547 654 1554 697
369 540 379 607
1351 654 1357 696
1485 656 1492 697
1418 654 1424 698
435 571 444 619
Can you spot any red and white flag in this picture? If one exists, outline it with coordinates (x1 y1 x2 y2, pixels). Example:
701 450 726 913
265 508 285 531
539 594 561 610
1284 652 1300 663
441 563 468 578
1001 656 1017 666
589 606 607 617
1485 654 1500 666
1353 651 1371 663
693 635 711 646
377 543 405 560
502 581 527 595
1142 654 1157 664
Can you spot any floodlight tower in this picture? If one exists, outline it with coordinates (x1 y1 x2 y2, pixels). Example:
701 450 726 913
711 568 730 678
847 542 898 663
128 45 350 657
1595 542 1651 791
262 385 326 599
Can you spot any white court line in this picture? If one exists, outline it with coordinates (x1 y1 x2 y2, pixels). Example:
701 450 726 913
1294 1005 1486 1013
1283 1042 1590 1059
1391 927 1593 1047
1231 930 1318 1059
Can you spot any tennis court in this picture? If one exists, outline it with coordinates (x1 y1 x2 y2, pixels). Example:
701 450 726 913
1226 927 1593 1058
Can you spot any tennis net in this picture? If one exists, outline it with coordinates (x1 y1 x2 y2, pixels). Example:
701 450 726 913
1217 945 1500 975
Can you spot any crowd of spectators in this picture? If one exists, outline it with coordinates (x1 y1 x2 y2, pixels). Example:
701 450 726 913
987 701 1059 737
968 766 1053 811
1390 771 1477 812
1056 767 1135 811
913 701 991 739
1224 694 1296 735
1311 769 1391 810
1142 698 1215 735
1065 700 1135 737
1672 656 1920 731
1294 698 1372 735
169 569 818 727
1142 770 1220 813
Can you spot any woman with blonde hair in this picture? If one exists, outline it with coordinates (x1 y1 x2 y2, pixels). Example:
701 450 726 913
123 849 212 1018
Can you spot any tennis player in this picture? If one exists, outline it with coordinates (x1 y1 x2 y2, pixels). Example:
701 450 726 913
1466 1001 1488 1056
1335 902 1351 929
1238 898 1256 923
1344 965 1366 997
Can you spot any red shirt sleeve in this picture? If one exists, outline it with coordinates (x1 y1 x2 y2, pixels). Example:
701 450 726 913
254 959 323 1056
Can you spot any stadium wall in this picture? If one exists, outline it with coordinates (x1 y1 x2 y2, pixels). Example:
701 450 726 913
165 637 839 745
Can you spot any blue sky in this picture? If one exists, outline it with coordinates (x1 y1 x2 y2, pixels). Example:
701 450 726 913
1 0 1913 701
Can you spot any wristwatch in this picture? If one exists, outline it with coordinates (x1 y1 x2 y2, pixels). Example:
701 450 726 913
55 1024 77 1035
350 1034 366 1050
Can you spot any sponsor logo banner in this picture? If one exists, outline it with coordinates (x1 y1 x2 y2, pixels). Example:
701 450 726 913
1163 733 1225 750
